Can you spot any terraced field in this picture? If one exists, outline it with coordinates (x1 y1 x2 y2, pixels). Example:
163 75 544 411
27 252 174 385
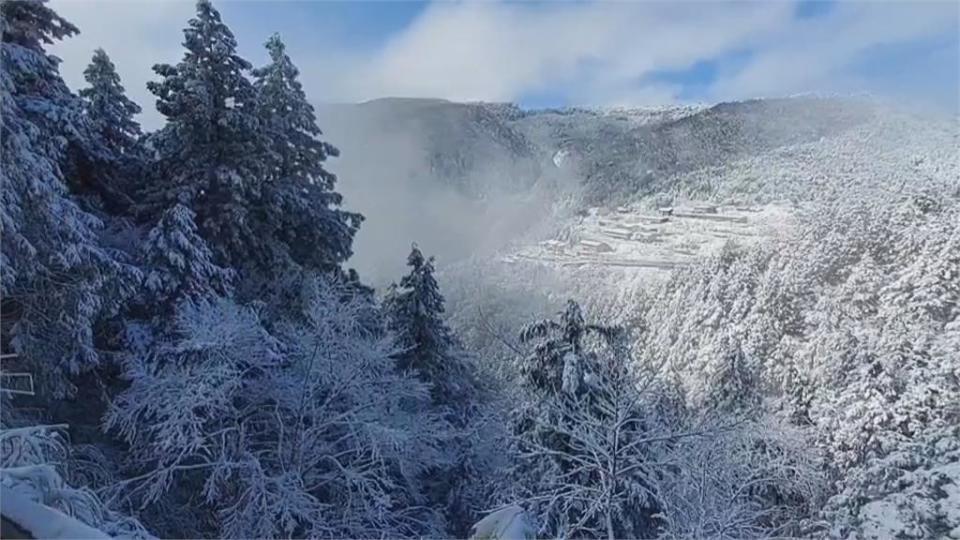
503 202 792 272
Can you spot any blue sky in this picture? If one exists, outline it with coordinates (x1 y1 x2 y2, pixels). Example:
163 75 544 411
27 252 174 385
50 0 959 129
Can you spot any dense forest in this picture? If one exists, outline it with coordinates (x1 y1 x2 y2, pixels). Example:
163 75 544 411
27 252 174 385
1 1 958 539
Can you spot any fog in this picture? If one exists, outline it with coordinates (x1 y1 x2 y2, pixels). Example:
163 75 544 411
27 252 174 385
317 101 577 286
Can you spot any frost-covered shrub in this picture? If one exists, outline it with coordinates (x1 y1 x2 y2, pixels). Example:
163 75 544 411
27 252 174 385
106 278 451 538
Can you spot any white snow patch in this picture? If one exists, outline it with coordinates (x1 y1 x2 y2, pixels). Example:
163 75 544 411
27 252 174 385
1 488 110 539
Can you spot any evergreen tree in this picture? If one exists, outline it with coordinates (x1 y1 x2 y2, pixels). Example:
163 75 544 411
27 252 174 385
518 299 620 397
79 48 142 156
251 33 361 277
140 204 234 311
511 301 661 539
142 0 264 268
383 245 470 404
0 0 139 397
383 245 482 535
76 48 144 214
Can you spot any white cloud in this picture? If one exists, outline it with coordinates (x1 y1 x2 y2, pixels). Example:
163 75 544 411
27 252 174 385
334 1 794 104
339 0 956 109
45 0 958 125
707 1 959 102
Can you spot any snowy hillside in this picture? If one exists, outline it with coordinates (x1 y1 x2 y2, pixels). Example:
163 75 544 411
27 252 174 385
317 94 956 286
318 96 941 206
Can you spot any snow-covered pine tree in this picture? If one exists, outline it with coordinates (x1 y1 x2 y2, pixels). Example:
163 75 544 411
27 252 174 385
518 299 620 397
140 204 234 312
511 301 662 539
383 245 473 404
0 0 139 397
75 48 145 214
382 245 486 535
79 48 142 156
141 0 265 269
251 34 361 276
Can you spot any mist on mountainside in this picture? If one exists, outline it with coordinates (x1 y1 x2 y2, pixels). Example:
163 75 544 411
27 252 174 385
316 99 571 285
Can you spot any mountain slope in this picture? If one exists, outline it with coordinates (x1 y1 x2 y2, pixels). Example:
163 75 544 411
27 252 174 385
316 96 956 283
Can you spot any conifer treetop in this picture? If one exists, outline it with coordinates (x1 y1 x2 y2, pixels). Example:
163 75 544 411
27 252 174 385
80 48 142 154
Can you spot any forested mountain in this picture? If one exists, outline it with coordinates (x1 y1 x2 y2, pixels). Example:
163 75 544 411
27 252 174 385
319 95 882 205
2 1 958 539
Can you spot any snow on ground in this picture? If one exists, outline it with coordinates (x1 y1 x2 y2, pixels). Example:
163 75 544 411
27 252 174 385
0 488 110 540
